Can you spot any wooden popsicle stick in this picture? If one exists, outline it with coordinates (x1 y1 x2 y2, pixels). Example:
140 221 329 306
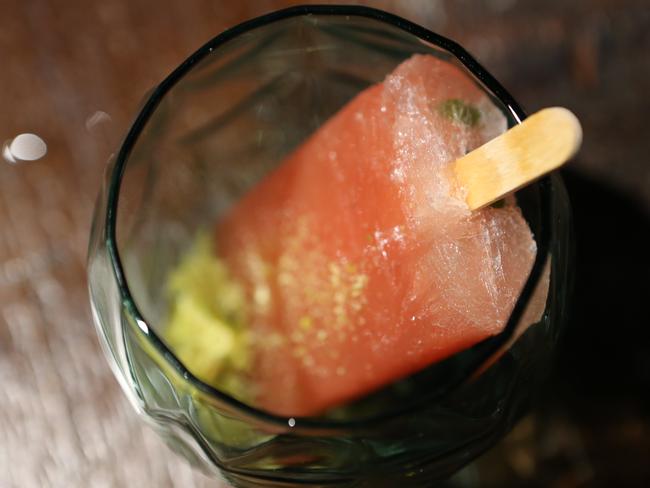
454 107 582 210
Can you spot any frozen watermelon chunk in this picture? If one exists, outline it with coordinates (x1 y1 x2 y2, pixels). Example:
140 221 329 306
216 54 536 417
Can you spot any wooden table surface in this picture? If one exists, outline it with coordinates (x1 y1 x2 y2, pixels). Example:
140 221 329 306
1 1 648 487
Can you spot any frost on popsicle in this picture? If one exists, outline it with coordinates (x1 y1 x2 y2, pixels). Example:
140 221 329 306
164 54 537 417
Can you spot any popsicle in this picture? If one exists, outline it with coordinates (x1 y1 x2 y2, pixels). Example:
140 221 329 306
216 54 537 417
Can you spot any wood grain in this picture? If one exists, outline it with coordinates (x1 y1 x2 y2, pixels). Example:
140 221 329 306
455 107 582 209
0 1 648 487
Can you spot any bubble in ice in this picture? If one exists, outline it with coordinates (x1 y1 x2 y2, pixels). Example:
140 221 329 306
3 133 47 164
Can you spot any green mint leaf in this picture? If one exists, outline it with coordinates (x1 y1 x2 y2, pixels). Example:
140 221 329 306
439 99 481 127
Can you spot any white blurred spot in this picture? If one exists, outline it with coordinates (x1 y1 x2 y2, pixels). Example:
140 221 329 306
3 133 47 164
85 110 112 131
287 418 296 427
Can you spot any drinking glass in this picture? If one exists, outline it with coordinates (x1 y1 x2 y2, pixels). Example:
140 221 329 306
88 5 571 487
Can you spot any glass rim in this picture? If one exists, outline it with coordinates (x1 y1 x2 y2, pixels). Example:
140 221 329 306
104 4 551 431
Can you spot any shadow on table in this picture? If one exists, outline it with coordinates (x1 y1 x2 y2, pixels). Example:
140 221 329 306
551 168 650 486
473 168 650 488
560 168 650 399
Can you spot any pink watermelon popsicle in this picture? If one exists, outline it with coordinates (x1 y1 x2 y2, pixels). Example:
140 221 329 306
217 54 536 417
